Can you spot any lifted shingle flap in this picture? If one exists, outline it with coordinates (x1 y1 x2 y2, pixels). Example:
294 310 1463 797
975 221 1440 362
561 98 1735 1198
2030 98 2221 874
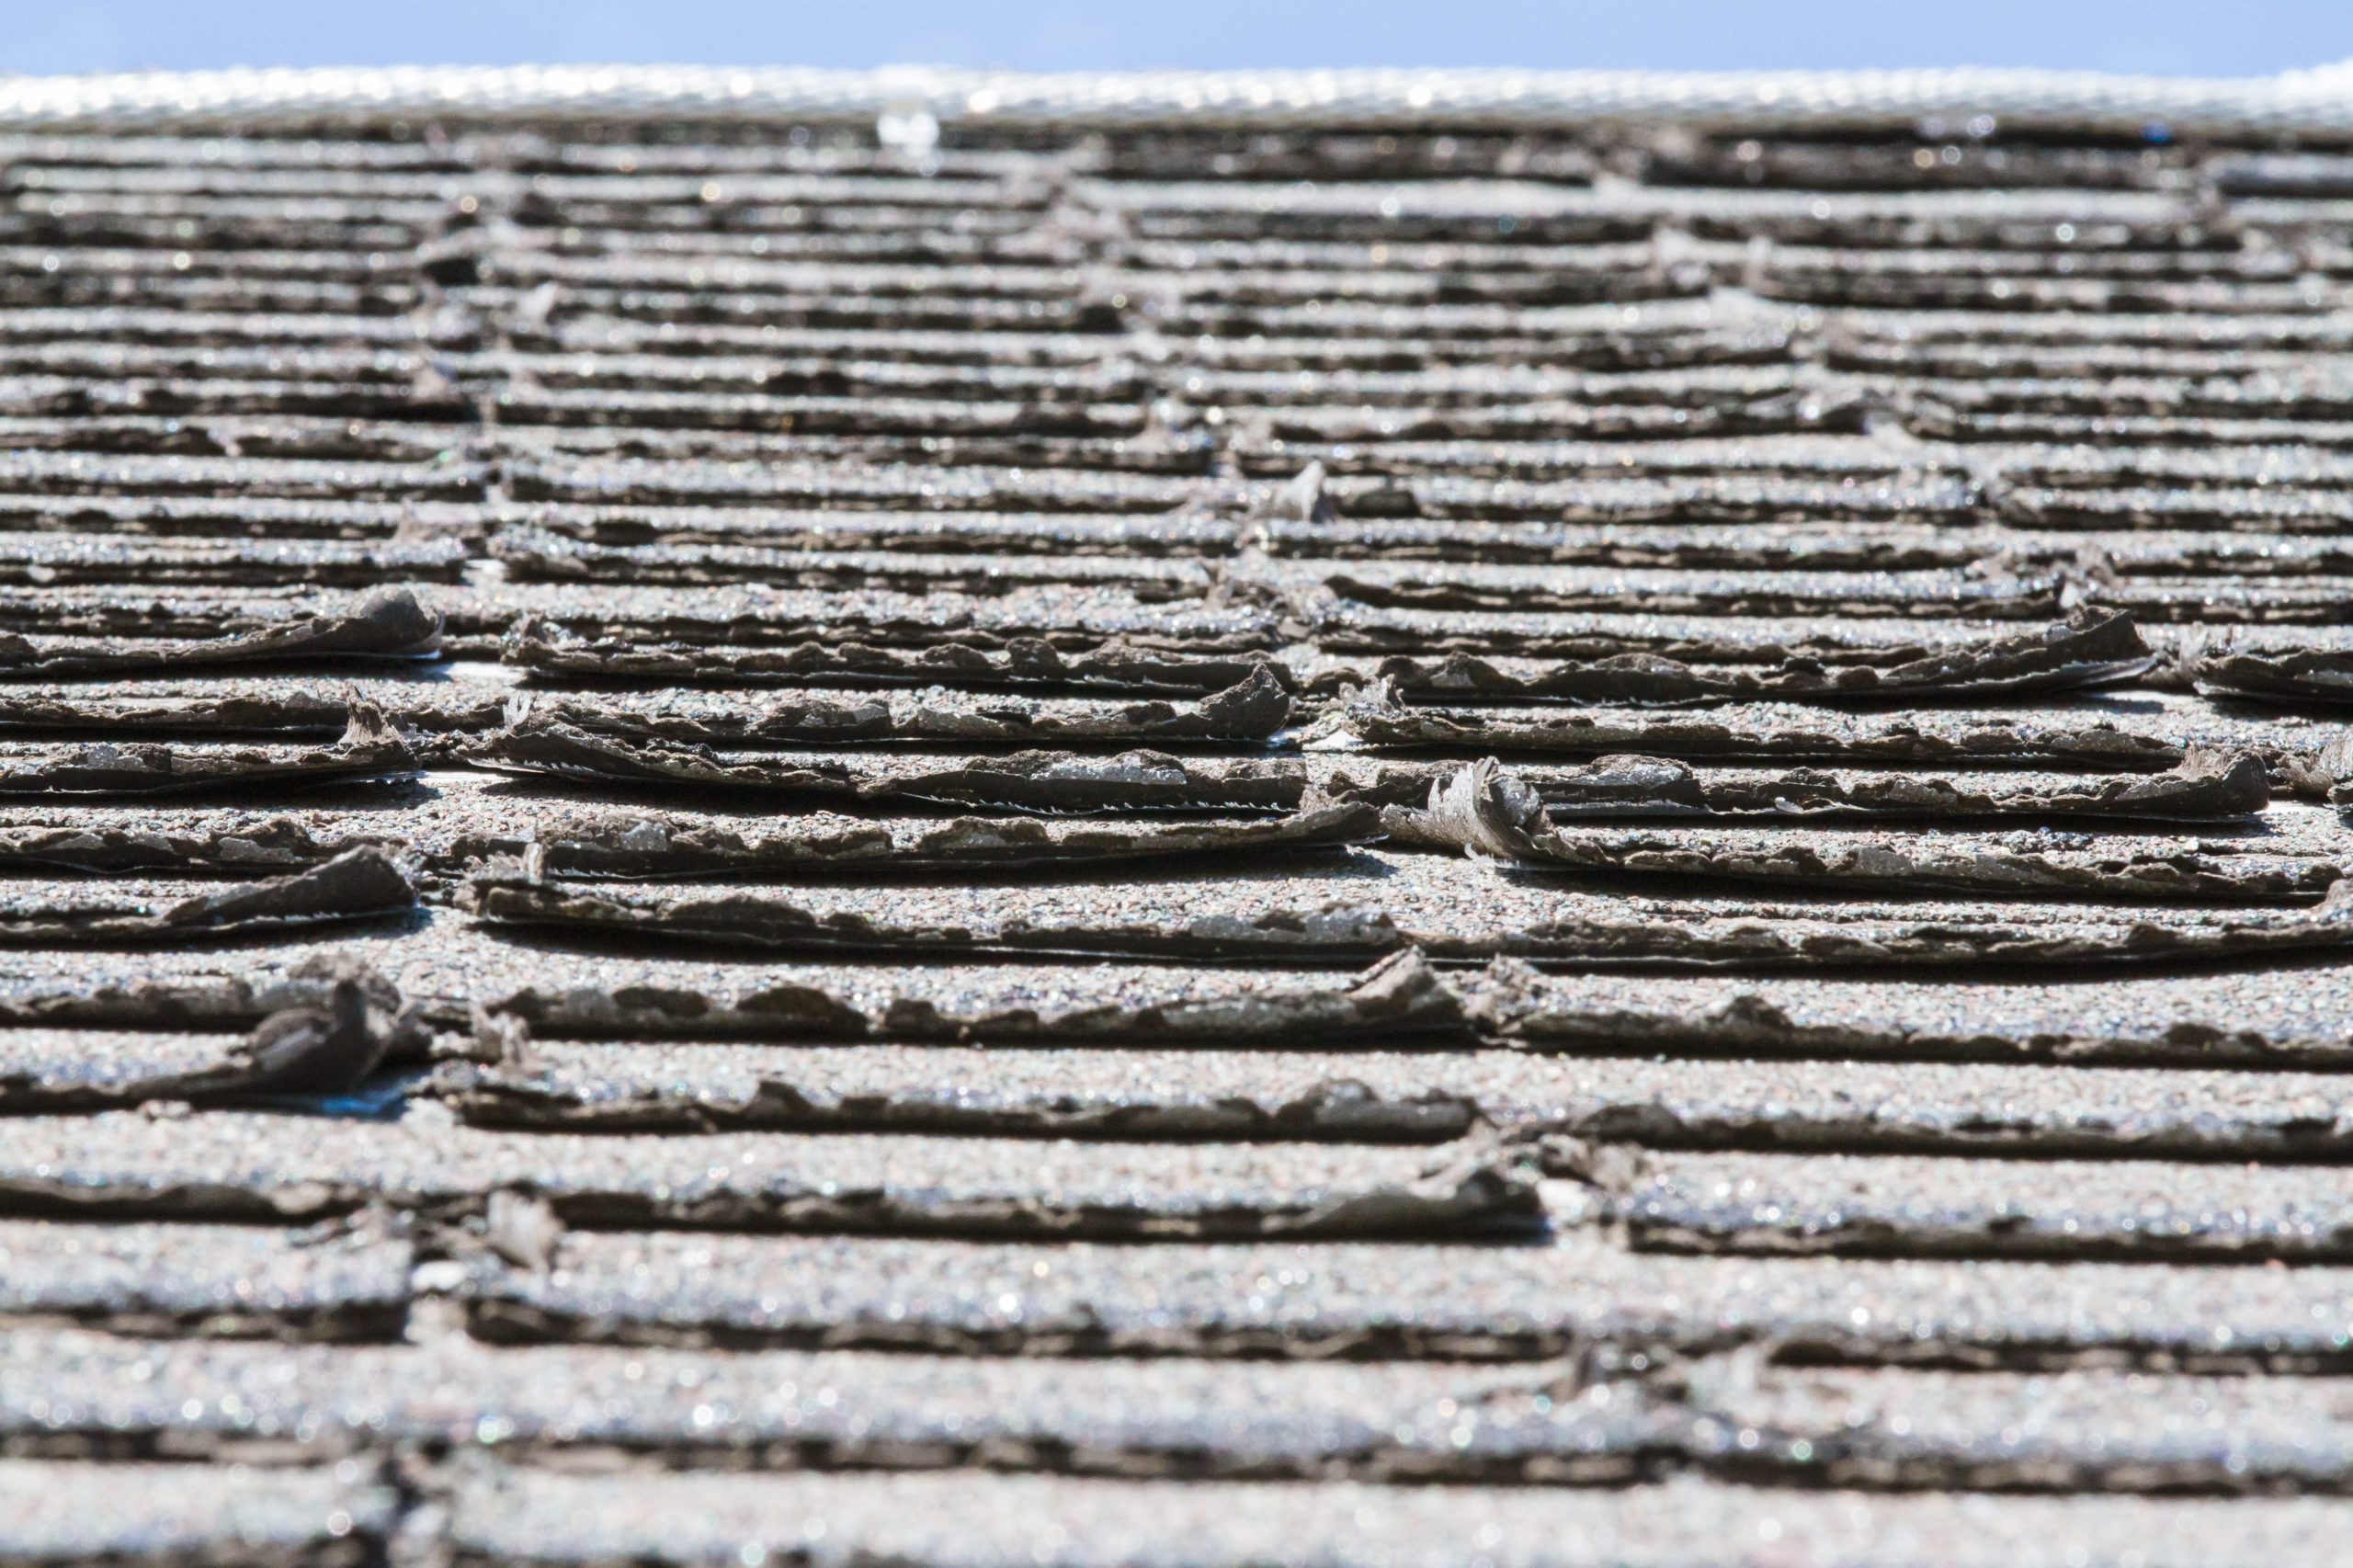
0 848 413 946
0 584 444 676
502 613 1294 698
0 1114 1538 1238
1329 752 2273 824
435 1041 1488 1140
2197 647 2353 705
0 532 466 588
0 584 444 673
1366 610 2155 705
460 1227 2353 1369
493 666 1293 746
463 727 1307 812
1384 756 2312 902
455 947 1465 1046
0 677 501 737
0 701 417 798
460 802 1378 880
458 858 2353 970
0 995 416 1111
1317 685 2268 770
475 579 1290 653
430 1040 2353 1161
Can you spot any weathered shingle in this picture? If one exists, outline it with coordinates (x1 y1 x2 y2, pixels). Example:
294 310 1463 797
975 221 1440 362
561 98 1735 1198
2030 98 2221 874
11 57 2353 1560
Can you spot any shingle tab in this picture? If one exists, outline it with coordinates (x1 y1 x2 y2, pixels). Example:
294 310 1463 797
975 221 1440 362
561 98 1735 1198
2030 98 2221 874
0 1460 392 1565
464 1229 2353 1369
0 1113 1538 1236
438 1468 2353 1568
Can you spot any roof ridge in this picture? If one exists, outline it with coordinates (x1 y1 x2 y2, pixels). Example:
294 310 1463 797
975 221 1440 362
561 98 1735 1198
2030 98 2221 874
3 61 2353 136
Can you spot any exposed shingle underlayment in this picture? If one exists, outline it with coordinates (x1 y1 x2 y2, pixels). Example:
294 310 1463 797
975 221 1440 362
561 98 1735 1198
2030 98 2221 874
16 56 2353 1563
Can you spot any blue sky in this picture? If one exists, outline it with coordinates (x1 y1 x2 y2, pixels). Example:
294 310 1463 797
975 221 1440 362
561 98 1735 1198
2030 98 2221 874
6 2 2352 79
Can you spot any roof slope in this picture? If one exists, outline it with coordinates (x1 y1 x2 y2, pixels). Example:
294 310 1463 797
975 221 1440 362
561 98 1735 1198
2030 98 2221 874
5 63 2353 1565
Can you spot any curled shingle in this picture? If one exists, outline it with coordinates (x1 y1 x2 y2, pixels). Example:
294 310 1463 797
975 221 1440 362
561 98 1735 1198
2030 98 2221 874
1384 755 2294 901
461 801 1379 881
503 612 1293 698
0 847 417 948
0 584 442 676
1369 610 2154 706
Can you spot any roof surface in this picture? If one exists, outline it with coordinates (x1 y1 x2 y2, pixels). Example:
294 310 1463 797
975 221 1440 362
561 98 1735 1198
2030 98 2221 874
4 60 2353 1566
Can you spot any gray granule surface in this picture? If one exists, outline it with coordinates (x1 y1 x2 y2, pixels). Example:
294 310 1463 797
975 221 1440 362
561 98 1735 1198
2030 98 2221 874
0 1030 253 1105
435 1469 2353 1568
45 912 2353 1065
0 1460 391 1563
460 1229 2353 1369
0 1220 411 1337
424 1040 2353 1161
22 70 2353 1562
37 903 2347 1060
8 1324 2353 1491
0 1111 1540 1237
1316 689 2331 772
1619 1151 2353 1259
0 1327 1674 1476
460 855 2353 969
1687 1361 2353 1489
